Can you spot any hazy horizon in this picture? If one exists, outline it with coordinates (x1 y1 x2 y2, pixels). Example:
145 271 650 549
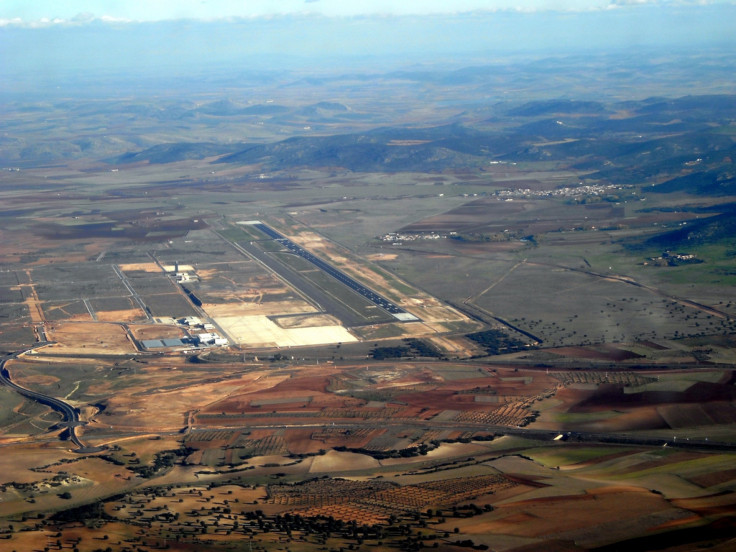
2 2 735 100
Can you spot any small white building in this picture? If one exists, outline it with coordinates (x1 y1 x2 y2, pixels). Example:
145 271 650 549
195 332 228 346
181 316 202 326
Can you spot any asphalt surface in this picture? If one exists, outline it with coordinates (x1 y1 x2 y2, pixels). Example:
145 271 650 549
221 233 395 327
112 264 153 321
252 223 416 320
3 344 733 455
0 347 96 452
183 417 736 453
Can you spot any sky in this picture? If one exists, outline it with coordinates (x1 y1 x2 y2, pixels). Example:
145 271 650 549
1 0 735 24
1 0 735 97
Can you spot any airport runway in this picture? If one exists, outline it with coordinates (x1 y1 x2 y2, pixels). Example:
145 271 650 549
220 233 396 327
250 222 417 320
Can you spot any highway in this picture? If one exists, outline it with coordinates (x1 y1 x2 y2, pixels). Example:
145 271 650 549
184 418 736 453
4 341 732 456
0 348 99 452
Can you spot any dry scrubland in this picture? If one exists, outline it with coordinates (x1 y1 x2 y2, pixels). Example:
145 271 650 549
1 72 736 550
0 163 734 549
0 352 735 550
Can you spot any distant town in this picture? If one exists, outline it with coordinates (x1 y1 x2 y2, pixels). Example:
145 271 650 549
644 251 703 267
379 231 450 244
494 183 631 200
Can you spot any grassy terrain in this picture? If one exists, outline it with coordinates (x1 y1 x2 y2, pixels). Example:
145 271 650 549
551 411 625 424
524 445 632 467
0 388 28 428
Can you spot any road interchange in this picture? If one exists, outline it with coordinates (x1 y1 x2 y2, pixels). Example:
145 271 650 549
0 346 103 453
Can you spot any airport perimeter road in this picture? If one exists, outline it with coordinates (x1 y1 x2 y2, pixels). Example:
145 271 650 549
251 222 418 321
0 349 96 452
112 264 153 321
218 233 395 327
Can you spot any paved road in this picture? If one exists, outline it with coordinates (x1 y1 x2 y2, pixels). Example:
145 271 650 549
219 232 395 327
83 298 98 321
112 264 153 321
183 415 736 454
187 416 736 453
252 222 418 321
0 347 100 452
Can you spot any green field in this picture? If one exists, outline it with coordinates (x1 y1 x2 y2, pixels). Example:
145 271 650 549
524 445 632 467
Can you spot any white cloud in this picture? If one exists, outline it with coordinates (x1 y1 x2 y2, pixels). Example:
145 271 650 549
0 12 132 28
0 0 733 27
607 0 732 5
0 17 23 27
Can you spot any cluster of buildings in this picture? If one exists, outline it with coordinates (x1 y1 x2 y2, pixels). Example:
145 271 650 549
177 317 228 346
643 251 702 267
171 263 199 283
193 332 228 346
140 317 228 351
179 316 207 328
494 183 628 199
175 272 196 283
379 231 451 245
140 331 228 351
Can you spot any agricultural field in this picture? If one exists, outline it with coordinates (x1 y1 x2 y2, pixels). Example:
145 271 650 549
0 47 735 551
